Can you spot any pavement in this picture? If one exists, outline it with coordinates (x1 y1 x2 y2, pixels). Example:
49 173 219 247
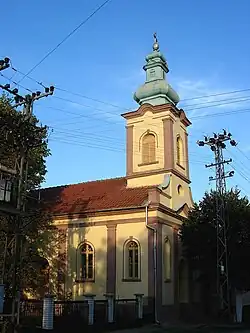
107 323 250 333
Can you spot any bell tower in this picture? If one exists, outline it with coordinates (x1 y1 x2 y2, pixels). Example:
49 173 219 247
122 34 193 210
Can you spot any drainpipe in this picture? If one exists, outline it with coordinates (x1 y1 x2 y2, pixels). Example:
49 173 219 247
145 202 160 324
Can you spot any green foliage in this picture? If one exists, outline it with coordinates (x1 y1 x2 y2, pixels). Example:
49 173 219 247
0 95 64 299
180 189 250 291
0 94 50 188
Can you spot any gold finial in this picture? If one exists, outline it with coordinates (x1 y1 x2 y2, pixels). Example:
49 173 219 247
153 32 159 51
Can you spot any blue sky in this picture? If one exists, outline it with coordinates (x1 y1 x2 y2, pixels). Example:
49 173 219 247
2 0 250 203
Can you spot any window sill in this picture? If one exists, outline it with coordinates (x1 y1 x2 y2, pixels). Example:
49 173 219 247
122 278 141 282
176 163 185 170
75 279 95 283
138 161 159 167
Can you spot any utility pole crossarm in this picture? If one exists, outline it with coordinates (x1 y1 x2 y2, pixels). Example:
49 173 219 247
197 130 237 319
205 159 232 168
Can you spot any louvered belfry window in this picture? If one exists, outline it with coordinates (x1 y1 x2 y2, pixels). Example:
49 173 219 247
142 133 156 164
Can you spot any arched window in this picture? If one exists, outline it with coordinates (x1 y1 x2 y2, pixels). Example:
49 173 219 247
176 136 184 166
142 133 156 164
164 237 171 281
80 243 94 281
124 240 140 280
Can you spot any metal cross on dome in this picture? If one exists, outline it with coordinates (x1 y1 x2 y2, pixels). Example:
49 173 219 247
153 32 160 51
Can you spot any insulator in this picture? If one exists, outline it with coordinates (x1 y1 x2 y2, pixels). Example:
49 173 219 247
12 88 18 94
50 86 55 92
4 57 9 64
4 84 10 89
36 91 41 96
45 87 49 93
221 142 226 149
230 139 237 146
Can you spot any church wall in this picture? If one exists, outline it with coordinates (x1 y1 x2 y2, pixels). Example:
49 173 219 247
159 189 171 208
116 221 148 299
54 211 149 226
53 210 158 301
127 172 166 188
170 174 192 211
67 224 107 300
162 224 174 305
173 119 189 178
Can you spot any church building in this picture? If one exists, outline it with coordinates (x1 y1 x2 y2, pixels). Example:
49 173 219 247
41 34 194 320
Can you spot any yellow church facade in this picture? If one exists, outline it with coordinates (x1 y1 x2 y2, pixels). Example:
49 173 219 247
41 35 194 320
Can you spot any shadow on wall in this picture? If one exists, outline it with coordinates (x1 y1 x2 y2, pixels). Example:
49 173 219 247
37 186 188 311
21 186 92 300
66 222 149 302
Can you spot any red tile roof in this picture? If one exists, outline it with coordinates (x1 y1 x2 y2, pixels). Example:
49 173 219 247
39 177 149 215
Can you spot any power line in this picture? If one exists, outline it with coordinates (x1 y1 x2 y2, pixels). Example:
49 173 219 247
3 71 249 147
183 94 250 108
10 65 250 115
16 0 112 84
185 96 250 112
49 127 211 159
5 67 250 139
0 72 33 93
55 87 131 111
236 146 250 163
181 88 250 102
49 136 208 166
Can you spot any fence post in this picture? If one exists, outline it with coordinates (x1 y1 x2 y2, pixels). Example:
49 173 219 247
0 284 4 314
236 291 243 323
104 293 114 323
134 294 144 319
16 291 21 325
84 293 96 325
42 295 54 330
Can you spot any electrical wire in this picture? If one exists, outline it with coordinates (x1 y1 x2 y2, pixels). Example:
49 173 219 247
48 136 208 166
0 72 32 93
236 146 250 163
3 70 247 142
10 65 250 114
181 88 250 102
3 60 250 200
49 127 211 160
16 0 112 84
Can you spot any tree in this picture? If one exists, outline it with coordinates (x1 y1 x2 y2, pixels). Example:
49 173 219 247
180 189 250 298
0 94 64 299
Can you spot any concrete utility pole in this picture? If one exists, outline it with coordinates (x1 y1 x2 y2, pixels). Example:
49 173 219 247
197 130 237 319
0 77 54 330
